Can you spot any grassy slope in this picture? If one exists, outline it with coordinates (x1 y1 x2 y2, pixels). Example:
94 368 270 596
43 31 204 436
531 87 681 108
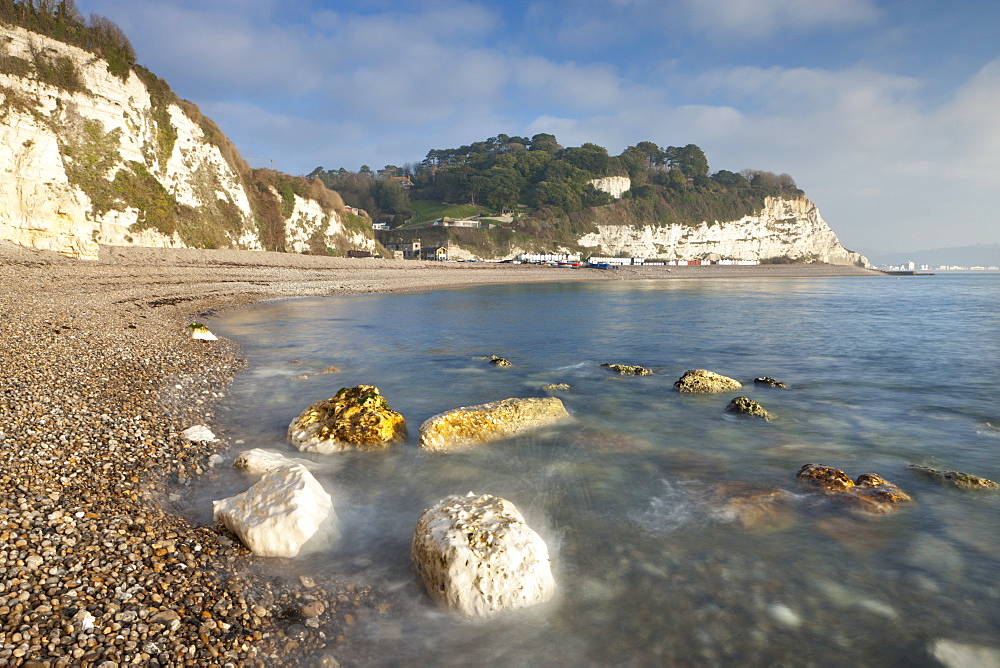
405 200 490 226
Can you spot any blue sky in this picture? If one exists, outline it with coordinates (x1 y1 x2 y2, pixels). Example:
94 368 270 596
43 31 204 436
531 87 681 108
74 0 1000 253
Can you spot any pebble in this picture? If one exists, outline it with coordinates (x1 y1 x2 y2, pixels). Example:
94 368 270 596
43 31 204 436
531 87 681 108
0 251 383 666
301 601 326 618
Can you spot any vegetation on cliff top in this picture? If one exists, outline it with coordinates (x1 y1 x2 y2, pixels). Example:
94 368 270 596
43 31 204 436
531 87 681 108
2 2 363 254
311 133 805 254
0 0 136 79
311 135 802 227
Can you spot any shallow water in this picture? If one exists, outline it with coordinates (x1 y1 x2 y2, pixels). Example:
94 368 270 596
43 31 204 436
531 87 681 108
205 274 1000 665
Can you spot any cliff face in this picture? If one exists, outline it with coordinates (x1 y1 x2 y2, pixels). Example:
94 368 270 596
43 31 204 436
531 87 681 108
577 196 869 266
0 25 376 259
588 176 631 199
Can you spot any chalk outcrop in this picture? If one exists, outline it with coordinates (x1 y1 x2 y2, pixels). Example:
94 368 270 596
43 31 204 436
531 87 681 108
588 176 631 199
577 196 868 266
0 24 376 259
212 464 336 558
288 385 407 453
411 492 556 619
419 397 570 452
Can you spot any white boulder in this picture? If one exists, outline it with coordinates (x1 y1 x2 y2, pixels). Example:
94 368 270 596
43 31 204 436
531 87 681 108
212 464 336 558
233 448 314 474
188 324 218 341
181 425 217 442
411 492 556 619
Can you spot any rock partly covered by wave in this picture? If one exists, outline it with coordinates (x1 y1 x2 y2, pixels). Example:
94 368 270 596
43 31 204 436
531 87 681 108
797 464 912 513
419 397 570 451
601 363 652 376
908 465 999 491
726 397 773 421
411 492 556 619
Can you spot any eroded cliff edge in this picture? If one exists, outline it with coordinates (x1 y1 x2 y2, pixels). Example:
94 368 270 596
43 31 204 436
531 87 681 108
576 195 868 266
0 24 377 259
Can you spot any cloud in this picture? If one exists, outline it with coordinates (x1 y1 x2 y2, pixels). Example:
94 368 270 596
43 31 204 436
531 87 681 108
679 0 881 40
73 0 998 251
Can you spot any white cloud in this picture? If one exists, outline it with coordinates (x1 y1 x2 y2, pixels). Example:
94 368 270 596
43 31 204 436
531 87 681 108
679 0 881 40
73 0 998 251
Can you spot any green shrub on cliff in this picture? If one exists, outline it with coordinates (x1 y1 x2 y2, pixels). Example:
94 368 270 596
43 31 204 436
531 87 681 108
0 0 135 80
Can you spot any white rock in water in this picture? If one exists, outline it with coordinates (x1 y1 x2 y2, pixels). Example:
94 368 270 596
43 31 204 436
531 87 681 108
411 492 556 619
213 464 336 558
181 425 217 442
930 639 1000 668
233 448 315 474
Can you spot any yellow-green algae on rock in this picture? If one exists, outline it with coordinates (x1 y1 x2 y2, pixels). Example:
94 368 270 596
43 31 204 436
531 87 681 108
288 385 406 453
419 397 570 452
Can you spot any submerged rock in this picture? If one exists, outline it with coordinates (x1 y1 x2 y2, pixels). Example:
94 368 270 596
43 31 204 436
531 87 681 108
673 369 742 393
294 365 341 380
542 382 571 391
234 448 315 474
725 397 773 421
419 397 570 452
601 363 652 376
288 385 406 453
814 516 895 553
710 482 793 531
908 465 1000 491
754 376 788 388
797 464 912 513
489 355 513 367
213 464 336 558
411 492 555 619
187 323 218 341
570 427 653 453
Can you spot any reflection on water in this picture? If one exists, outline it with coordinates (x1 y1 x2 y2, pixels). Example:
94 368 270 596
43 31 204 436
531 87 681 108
206 276 1000 665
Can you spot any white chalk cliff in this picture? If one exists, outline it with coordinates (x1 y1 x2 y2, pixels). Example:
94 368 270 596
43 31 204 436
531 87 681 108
577 196 868 266
588 176 631 199
0 24 376 259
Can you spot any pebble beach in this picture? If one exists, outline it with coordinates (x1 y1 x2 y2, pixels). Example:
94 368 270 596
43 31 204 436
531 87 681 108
0 242 880 666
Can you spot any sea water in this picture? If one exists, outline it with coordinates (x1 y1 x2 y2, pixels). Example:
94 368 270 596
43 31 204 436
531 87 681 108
203 274 1000 665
